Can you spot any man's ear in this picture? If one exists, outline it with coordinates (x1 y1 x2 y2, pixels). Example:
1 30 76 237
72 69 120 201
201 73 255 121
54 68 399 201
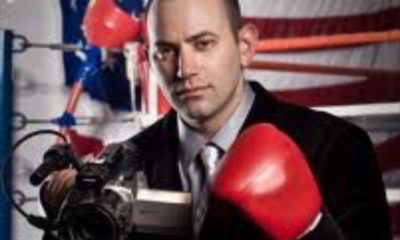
238 23 259 67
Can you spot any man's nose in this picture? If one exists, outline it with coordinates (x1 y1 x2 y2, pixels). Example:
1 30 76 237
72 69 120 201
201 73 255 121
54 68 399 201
176 47 196 80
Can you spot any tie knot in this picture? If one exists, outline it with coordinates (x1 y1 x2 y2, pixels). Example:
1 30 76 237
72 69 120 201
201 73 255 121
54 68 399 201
200 143 221 178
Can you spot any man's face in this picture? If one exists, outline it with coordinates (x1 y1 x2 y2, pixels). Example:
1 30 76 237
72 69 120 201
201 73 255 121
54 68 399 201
147 0 245 124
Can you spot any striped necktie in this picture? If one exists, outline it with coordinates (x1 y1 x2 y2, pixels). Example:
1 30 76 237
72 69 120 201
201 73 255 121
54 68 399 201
188 143 222 202
188 143 223 236
200 143 221 180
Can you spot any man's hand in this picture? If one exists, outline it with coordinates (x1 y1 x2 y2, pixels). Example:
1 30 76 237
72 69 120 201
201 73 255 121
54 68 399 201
41 169 77 210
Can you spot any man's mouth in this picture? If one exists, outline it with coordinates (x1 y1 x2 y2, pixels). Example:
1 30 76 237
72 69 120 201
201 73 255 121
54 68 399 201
176 86 210 99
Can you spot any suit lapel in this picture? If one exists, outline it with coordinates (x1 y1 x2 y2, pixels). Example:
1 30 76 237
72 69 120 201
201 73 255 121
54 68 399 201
145 112 183 191
241 81 281 132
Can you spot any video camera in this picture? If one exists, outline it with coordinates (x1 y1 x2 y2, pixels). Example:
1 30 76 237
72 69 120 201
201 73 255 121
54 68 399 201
34 142 191 240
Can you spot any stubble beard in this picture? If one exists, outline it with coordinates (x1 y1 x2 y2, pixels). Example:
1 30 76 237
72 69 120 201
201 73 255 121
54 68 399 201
179 77 244 135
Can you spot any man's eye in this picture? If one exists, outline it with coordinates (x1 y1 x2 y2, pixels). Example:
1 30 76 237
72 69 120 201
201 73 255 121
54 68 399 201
194 39 215 51
153 47 176 61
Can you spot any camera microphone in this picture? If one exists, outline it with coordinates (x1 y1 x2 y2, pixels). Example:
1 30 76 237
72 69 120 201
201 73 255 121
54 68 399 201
29 144 79 186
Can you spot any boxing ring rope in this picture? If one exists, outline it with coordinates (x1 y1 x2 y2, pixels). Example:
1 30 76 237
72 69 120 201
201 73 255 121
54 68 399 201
249 60 400 77
255 29 400 53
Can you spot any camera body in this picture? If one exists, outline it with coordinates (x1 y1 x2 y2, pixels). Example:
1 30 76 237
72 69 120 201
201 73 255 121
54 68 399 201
52 143 191 240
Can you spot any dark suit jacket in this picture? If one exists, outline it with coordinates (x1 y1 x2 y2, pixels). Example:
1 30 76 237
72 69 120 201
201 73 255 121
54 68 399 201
128 82 391 240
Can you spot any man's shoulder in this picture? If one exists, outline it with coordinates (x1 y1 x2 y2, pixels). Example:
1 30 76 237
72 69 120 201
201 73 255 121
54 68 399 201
252 81 361 133
282 101 346 127
280 101 370 146
282 100 365 136
126 112 177 149
250 81 368 144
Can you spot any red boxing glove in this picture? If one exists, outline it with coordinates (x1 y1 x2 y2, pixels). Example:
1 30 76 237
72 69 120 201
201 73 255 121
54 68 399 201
212 123 322 240
83 0 141 48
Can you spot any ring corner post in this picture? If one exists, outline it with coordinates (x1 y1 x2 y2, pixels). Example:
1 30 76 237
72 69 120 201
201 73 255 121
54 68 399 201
0 28 14 240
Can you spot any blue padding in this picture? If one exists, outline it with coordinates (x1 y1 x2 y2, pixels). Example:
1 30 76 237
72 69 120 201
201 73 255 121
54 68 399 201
51 111 77 127
0 29 13 240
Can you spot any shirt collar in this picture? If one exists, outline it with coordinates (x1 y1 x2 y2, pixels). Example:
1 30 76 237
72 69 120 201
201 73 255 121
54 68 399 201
177 118 206 170
211 83 255 152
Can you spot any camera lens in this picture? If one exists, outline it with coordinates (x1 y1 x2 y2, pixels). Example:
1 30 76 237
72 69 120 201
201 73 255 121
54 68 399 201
66 204 119 240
